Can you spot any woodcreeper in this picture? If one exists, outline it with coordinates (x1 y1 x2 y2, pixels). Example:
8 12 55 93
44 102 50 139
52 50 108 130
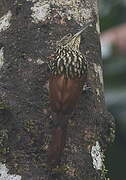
48 21 92 167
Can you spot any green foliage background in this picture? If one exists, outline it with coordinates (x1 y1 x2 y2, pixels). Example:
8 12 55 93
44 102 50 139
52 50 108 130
100 1 126 180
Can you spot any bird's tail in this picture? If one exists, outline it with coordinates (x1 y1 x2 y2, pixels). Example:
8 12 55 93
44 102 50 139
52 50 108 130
47 113 67 167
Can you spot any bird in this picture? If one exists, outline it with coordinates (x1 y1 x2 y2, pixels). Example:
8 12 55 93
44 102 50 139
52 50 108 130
47 21 92 168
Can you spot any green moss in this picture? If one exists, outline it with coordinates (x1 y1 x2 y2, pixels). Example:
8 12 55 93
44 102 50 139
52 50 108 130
101 163 108 180
0 129 9 160
24 120 35 132
109 127 115 143
0 101 8 110
100 152 112 180
0 129 8 144
48 164 69 174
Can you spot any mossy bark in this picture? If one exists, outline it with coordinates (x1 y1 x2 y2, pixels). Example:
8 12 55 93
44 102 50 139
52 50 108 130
0 0 115 179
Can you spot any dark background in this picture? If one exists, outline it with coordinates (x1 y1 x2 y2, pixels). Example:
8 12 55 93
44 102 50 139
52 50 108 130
100 0 126 179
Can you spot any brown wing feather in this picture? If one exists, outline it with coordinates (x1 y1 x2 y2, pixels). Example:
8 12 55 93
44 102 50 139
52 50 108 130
49 75 82 114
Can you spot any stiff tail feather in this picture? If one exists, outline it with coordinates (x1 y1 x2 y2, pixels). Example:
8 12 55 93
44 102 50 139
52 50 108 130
47 113 67 167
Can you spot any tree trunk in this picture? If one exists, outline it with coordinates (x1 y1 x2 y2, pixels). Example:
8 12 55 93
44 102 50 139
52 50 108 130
0 0 115 179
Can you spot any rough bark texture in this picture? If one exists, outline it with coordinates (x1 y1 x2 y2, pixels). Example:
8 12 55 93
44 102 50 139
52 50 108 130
0 0 115 180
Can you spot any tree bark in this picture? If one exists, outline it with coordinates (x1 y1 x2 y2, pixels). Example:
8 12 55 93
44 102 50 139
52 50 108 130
0 0 115 180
